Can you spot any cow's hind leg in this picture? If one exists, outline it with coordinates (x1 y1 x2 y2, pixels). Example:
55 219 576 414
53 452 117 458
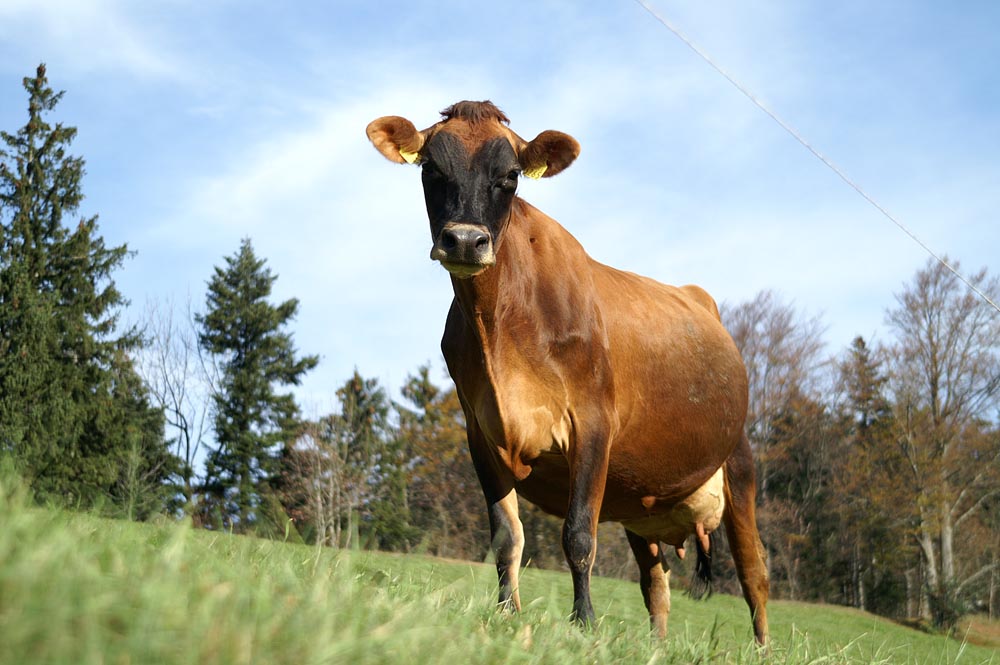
625 528 671 637
723 434 769 645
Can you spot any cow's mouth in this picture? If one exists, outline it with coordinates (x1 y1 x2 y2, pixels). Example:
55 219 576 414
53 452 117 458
437 259 491 279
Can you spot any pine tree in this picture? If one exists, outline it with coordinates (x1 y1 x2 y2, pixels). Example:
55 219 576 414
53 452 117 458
0 64 169 509
833 337 911 616
842 337 893 444
335 370 400 548
101 350 176 520
196 238 318 530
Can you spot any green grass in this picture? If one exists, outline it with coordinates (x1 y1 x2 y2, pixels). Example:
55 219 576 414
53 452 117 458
0 476 996 664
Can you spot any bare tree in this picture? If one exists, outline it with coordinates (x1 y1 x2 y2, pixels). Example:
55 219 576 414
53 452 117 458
885 258 1000 624
723 291 827 452
283 418 350 547
136 296 213 510
721 290 827 597
282 391 387 550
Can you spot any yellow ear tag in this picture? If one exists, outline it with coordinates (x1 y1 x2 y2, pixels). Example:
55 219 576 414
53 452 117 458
523 163 547 179
399 148 420 164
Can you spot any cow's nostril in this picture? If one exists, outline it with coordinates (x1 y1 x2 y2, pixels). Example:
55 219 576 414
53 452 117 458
441 230 459 250
474 234 489 250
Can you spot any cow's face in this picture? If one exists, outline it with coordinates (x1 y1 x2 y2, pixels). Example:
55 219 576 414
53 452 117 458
367 101 579 278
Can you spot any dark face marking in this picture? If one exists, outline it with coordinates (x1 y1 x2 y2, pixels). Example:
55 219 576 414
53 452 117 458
421 132 520 276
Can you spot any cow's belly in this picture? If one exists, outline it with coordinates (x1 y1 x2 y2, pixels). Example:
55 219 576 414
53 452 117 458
514 451 726 540
474 371 737 522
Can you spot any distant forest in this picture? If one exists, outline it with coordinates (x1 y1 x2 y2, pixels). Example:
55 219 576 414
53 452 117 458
2 65 997 630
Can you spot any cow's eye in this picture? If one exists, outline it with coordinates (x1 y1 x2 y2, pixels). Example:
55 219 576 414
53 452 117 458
497 170 519 192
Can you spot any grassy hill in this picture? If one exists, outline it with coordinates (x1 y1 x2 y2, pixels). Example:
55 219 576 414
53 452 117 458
0 477 996 664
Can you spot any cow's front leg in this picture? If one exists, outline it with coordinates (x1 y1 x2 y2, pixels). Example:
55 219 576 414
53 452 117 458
562 428 611 627
488 488 524 610
467 426 524 611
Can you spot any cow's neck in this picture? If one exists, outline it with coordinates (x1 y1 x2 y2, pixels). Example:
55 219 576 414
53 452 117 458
449 199 592 370
450 200 540 349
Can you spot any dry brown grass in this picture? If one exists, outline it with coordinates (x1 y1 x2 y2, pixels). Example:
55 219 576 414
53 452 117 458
956 614 1000 649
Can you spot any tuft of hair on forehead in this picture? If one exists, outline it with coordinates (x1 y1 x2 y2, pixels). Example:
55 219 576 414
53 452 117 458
440 100 510 125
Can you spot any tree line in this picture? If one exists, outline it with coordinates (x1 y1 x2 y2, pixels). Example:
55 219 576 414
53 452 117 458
1 65 997 629
721 283 999 628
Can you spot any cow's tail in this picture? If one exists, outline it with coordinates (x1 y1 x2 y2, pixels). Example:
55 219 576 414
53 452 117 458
688 531 714 600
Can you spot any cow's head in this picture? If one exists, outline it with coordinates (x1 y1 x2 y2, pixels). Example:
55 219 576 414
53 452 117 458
367 101 579 278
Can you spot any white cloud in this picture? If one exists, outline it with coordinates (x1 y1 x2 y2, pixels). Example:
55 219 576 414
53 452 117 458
0 0 186 82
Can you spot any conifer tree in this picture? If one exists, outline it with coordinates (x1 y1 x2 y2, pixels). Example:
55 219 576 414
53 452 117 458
0 64 169 508
335 370 397 548
833 337 910 615
197 238 318 530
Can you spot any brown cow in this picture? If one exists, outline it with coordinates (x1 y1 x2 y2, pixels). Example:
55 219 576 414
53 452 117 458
367 101 769 644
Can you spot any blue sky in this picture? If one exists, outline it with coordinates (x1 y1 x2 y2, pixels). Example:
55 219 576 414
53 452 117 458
1 1 998 415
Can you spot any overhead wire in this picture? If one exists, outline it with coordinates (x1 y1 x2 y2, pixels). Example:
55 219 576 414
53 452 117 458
633 0 1000 315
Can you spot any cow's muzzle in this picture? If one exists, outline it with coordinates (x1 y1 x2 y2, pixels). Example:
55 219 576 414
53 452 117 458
430 223 495 277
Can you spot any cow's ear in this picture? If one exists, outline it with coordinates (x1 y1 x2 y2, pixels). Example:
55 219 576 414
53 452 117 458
520 130 580 178
366 116 425 164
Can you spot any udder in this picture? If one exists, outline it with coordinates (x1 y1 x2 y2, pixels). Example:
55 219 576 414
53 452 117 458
619 466 725 548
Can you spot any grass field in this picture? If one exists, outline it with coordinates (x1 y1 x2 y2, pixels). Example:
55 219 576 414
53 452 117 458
0 475 997 664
